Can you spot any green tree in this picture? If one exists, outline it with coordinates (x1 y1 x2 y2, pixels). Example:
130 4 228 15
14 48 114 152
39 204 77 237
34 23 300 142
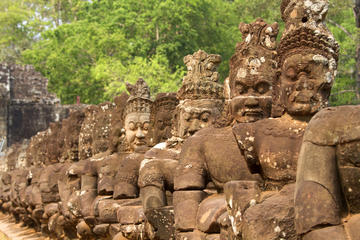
24 19 130 103
23 0 241 103
0 0 36 63
103 53 185 100
2 0 357 105
327 0 358 105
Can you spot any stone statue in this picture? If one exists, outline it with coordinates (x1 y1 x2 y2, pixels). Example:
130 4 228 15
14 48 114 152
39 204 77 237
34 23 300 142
295 106 360 239
138 50 225 240
173 18 278 239
75 78 153 239
147 92 178 146
229 0 339 238
233 0 339 187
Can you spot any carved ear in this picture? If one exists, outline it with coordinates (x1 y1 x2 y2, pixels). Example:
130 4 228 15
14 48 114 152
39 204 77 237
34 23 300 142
270 22 279 35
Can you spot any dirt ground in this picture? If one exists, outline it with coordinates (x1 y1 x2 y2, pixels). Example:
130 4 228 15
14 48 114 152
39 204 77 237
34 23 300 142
0 213 47 240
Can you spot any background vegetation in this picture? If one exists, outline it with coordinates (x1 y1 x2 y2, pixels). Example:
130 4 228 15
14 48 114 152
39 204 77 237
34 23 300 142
0 0 358 105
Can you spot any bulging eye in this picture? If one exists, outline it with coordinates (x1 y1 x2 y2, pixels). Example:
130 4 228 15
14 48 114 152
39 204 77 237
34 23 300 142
184 112 191 121
129 122 135 131
286 67 297 80
200 112 210 122
255 82 270 94
143 122 149 131
235 82 247 94
206 62 215 70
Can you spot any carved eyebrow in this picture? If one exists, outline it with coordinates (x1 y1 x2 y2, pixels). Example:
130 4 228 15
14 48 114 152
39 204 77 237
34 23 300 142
200 110 211 114
255 80 271 85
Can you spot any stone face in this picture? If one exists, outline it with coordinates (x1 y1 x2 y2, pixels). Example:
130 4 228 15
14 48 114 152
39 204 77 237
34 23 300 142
174 50 224 139
274 0 339 117
229 18 278 123
147 93 178 146
78 102 115 160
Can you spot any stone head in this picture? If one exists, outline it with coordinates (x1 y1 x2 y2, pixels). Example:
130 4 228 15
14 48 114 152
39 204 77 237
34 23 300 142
273 0 339 117
123 78 152 152
229 18 279 123
148 92 178 145
175 50 224 138
175 99 222 138
281 0 329 32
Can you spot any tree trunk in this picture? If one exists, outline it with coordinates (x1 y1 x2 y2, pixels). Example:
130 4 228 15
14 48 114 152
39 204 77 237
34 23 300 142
354 0 360 100
355 0 360 27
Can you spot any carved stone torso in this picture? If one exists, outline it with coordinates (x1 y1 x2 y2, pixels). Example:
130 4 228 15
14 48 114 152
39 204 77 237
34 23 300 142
233 115 307 186
178 126 259 191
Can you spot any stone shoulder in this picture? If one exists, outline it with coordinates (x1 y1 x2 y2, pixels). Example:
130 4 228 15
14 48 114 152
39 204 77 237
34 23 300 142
304 106 360 145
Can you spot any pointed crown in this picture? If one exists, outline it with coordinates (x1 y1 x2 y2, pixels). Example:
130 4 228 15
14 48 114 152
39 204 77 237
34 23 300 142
124 78 152 116
177 50 224 100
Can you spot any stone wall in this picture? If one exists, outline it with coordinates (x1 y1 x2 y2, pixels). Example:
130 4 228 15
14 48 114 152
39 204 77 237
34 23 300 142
0 63 70 147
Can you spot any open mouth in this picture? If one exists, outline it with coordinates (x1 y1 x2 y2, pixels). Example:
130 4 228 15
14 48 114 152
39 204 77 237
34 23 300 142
135 141 146 146
244 110 263 118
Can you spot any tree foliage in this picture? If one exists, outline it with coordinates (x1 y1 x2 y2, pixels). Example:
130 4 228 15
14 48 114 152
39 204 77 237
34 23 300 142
327 0 358 105
0 0 358 105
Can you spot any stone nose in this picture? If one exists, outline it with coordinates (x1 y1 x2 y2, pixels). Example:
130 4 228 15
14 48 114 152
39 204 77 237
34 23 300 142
296 73 314 91
188 119 201 135
136 128 145 139
244 97 259 107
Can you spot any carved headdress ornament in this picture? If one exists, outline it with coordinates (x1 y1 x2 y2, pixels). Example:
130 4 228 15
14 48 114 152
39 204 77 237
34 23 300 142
150 92 178 123
124 78 152 116
152 92 178 111
229 18 279 98
177 50 224 100
278 0 339 66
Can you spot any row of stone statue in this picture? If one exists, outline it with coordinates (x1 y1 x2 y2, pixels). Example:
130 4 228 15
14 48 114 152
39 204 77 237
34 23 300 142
0 0 359 239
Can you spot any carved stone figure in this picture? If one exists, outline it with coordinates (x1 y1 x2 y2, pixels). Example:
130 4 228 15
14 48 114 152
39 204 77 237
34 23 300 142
230 1 339 238
234 0 339 187
139 50 225 240
75 78 153 239
147 92 178 146
295 106 360 239
173 19 278 239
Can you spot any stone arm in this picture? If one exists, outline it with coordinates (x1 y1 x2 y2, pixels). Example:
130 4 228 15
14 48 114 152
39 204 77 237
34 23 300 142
232 123 260 174
113 153 144 199
294 141 347 235
173 135 208 233
138 149 179 211
174 136 208 191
